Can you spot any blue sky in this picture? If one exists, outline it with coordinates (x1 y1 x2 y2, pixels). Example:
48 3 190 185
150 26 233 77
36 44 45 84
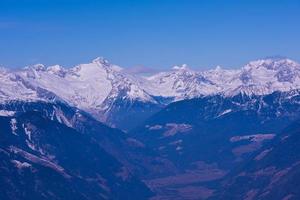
0 0 299 70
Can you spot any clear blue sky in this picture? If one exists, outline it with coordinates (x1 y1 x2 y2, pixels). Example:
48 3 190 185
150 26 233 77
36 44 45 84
0 0 299 69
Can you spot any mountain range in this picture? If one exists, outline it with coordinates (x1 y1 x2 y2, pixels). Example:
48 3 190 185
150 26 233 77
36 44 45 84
1 57 300 130
1 57 300 199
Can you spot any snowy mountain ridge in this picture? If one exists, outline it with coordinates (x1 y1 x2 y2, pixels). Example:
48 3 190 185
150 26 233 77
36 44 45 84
146 57 300 99
0 57 300 124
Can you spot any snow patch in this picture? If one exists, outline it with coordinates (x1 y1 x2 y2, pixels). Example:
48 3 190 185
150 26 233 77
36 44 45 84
147 124 163 130
23 124 32 141
9 146 71 178
172 64 189 70
11 160 31 169
10 118 18 135
217 109 232 117
176 146 183 151
254 148 273 161
0 110 16 116
163 123 192 137
230 134 275 143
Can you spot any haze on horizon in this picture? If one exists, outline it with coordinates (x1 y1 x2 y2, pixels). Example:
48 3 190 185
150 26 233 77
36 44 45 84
0 0 299 70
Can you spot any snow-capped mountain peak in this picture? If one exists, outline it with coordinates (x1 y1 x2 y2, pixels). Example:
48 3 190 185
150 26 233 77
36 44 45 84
0 57 157 126
244 58 300 71
92 56 109 65
222 58 300 96
145 64 220 99
0 69 42 102
46 65 67 77
172 64 189 71
91 57 123 72
241 58 300 84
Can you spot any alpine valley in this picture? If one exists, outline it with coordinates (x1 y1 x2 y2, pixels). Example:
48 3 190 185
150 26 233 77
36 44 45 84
1 57 300 200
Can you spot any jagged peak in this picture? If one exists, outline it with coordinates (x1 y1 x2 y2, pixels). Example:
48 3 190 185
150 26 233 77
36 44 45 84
46 65 67 77
89 57 122 71
172 64 189 71
47 64 64 71
92 57 110 65
31 63 46 71
69 57 110 73
244 57 299 70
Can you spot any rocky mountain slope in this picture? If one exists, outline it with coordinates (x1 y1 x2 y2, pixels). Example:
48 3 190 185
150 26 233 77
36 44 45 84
0 109 153 200
215 120 300 200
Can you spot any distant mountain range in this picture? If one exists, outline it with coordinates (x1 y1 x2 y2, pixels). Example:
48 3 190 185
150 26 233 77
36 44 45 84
1 57 300 129
1 57 300 199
